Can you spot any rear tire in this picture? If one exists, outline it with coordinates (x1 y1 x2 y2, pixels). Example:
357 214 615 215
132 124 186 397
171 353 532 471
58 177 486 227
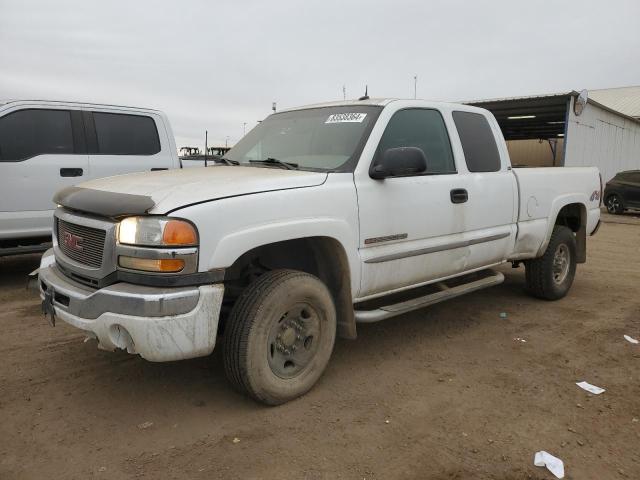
525 225 576 300
606 194 624 214
223 269 336 405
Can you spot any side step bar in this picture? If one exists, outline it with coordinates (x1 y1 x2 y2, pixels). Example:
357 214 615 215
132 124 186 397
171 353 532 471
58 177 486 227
354 270 505 323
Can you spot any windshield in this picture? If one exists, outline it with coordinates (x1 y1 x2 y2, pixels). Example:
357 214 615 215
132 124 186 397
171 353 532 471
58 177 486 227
225 105 382 172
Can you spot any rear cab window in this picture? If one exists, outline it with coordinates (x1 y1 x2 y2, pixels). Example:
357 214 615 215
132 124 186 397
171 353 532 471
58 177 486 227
92 112 160 155
452 111 502 172
0 109 75 161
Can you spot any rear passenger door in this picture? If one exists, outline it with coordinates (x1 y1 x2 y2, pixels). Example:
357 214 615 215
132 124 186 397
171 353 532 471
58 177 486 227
0 107 88 221
83 110 173 180
450 110 516 269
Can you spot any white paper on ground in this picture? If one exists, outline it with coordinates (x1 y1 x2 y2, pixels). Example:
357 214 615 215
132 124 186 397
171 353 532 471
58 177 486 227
534 451 565 479
624 335 639 344
576 381 605 395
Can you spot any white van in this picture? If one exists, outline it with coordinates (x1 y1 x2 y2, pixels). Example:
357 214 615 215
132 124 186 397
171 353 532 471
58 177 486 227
0 100 182 255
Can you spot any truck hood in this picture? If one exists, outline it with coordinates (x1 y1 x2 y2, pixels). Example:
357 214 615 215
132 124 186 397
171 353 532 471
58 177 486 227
54 166 328 217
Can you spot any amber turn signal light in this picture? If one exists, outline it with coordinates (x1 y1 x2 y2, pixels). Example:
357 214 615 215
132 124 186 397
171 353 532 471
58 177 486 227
162 220 198 246
119 256 185 273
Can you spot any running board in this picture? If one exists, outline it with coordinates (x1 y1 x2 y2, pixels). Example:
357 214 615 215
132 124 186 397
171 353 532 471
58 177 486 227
354 270 504 323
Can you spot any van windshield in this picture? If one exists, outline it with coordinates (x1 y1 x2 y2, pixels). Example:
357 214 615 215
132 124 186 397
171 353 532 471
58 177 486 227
225 106 382 172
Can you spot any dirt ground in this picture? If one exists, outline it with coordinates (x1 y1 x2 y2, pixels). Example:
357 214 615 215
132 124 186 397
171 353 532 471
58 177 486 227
1 213 639 480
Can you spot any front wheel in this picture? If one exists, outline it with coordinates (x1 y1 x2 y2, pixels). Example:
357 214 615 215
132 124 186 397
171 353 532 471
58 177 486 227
606 194 624 214
525 225 577 300
223 269 336 405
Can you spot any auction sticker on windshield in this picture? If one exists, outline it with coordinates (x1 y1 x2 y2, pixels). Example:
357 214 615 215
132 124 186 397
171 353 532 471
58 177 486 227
325 113 367 123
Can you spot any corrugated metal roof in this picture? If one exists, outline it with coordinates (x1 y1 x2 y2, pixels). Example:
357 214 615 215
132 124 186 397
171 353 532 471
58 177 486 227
464 91 574 104
589 86 640 118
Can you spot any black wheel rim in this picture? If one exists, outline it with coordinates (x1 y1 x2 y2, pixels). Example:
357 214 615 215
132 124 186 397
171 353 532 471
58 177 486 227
267 303 322 379
607 196 620 213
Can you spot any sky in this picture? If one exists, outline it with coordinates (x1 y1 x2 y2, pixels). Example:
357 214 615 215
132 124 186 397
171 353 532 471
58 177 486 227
1 0 639 149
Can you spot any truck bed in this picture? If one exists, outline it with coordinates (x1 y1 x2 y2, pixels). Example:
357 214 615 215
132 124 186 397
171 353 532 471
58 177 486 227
510 166 601 260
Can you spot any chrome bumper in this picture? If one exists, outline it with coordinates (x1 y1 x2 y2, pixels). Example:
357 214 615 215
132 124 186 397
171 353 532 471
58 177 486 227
38 249 224 362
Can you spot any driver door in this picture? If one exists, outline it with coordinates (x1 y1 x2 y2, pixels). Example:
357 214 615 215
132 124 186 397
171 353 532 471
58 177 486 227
354 108 465 298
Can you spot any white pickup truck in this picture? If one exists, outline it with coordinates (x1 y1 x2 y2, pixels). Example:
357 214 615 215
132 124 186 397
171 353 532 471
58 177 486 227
38 98 601 405
0 100 206 256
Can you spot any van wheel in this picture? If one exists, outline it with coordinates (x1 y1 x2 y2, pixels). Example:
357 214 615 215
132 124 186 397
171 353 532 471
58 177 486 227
606 194 624 214
525 225 576 300
223 269 336 405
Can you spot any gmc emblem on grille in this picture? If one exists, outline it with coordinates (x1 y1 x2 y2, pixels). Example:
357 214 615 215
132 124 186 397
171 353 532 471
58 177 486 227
63 232 84 252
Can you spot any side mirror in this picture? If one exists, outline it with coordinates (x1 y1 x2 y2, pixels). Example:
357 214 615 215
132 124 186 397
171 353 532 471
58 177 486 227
370 147 428 180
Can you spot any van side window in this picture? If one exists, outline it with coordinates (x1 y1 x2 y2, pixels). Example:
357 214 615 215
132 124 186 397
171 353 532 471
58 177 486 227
377 109 456 174
452 111 501 172
0 109 74 161
93 113 160 155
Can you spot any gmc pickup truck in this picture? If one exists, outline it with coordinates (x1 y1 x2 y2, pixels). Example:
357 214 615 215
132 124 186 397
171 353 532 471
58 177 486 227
38 99 601 405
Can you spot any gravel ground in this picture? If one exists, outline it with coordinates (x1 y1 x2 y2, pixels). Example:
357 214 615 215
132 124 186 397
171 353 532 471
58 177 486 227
1 213 639 479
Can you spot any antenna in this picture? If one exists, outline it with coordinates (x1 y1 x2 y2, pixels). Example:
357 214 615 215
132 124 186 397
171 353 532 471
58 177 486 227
204 130 208 167
358 85 369 101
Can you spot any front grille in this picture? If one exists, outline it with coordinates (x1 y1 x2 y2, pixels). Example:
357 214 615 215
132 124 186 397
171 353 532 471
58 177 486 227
57 218 106 268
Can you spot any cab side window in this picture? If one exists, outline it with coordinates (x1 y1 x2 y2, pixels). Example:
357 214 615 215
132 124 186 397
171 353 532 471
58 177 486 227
93 113 160 155
0 109 74 161
452 111 501 172
377 109 456 174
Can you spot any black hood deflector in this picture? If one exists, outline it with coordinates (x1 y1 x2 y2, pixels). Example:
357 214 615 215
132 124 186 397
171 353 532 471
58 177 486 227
54 186 156 219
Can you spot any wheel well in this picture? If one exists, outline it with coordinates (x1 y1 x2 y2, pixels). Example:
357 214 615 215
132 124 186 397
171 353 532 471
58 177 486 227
554 203 587 263
222 237 356 339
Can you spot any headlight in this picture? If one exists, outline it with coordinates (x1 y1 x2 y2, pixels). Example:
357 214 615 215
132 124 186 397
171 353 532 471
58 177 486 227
116 217 199 275
118 217 198 247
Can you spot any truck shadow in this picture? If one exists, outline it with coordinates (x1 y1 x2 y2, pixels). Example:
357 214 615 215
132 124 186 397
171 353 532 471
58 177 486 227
0 253 41 290
60 267 531 410
6 257 532 415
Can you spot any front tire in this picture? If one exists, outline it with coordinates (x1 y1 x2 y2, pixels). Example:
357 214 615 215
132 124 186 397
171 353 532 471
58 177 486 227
223 269 337 405
606 194 624 214
525 225 577 300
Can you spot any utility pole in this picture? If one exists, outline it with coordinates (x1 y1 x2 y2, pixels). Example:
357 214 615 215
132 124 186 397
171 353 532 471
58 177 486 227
225 136 230 148
204 130 208 167
343 84 346 100
413 75 417 99
243 122 247 136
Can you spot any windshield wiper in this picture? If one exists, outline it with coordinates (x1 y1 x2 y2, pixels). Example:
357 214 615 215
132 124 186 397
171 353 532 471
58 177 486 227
249 157 298 170
216 157 239 166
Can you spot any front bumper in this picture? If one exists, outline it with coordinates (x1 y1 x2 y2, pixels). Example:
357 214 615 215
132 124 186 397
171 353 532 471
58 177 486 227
38 249 224 362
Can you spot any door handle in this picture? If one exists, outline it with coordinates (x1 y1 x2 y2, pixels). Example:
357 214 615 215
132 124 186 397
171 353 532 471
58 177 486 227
60 168 83 177
150 167 168 171
450 188 468 204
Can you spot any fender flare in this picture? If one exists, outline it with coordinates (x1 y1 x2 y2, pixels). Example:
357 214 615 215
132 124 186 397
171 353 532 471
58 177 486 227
207 217 361 296
537 193 589 257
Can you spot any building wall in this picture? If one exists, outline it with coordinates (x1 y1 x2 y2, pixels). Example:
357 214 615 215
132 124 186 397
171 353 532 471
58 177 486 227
506 138 564 167
565 97 640 182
